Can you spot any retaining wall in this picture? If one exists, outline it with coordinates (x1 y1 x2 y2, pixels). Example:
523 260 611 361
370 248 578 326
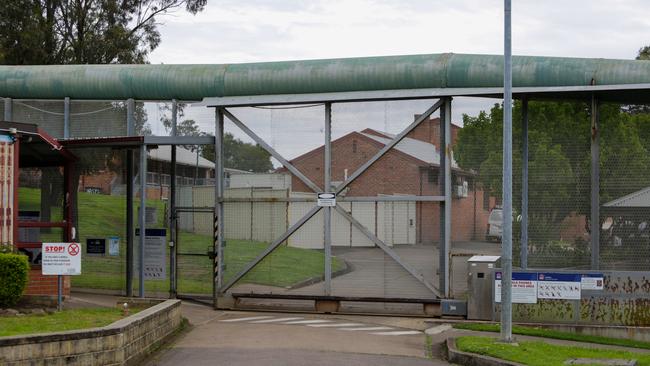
0 299 182 366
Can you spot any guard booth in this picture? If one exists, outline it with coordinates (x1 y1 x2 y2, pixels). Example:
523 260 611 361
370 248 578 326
0 121 76 301
467 255 500 320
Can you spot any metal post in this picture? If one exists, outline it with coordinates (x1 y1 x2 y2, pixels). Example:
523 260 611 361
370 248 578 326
126 151 134 296
63 97 70 138
500 0 514 343
3 98 12 120
127 99 135 136
215 108 225 297
521 96 528 269
57 276 63 311
139 143 147 298
439 98 452 297
126 99 135 297
591 96 600 270
324 103 332 295
170 100 177 298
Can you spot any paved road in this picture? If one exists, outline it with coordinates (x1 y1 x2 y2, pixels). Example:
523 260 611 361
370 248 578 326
146 306 451 366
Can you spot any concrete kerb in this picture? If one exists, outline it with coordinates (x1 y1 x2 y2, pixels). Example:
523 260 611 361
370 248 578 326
444 337 523 366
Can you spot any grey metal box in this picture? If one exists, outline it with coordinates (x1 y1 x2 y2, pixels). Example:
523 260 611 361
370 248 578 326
467 255 500 320
441 299 467 316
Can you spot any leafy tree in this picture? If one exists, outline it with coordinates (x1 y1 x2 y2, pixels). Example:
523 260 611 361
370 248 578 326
202 133 274 173
160 104 273 172
454 100 650 248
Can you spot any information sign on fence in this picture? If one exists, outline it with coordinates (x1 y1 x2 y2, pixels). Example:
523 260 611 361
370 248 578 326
42 243 82 275
495 272 538 304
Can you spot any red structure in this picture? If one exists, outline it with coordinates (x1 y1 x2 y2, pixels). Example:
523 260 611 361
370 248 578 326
0 121 76 299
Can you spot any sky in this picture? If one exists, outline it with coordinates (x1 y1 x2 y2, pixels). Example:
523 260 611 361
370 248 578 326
143 0 650 160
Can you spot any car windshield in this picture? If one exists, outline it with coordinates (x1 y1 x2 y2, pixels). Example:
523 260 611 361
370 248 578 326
489 209 503 223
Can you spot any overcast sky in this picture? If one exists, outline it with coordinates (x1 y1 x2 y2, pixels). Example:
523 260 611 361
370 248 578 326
143 0 650 160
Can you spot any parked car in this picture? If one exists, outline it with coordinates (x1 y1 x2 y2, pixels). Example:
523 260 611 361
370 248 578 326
487 207 503 242
486 206 521 242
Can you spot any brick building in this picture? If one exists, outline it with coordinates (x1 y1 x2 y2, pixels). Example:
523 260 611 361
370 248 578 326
79 145 215 200
284 116 496 243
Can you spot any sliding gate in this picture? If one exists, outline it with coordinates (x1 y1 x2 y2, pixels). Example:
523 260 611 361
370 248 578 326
208 96 456 314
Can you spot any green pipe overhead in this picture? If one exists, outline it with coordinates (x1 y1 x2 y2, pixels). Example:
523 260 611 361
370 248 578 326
0 53 649 100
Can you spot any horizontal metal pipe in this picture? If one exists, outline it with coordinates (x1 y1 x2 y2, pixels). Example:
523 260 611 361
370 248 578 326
2 54 650 100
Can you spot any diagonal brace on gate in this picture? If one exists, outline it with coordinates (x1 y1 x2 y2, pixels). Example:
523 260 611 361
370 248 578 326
334 205 442 298
218 205 323 293
335 99 444 194
223 109 323 193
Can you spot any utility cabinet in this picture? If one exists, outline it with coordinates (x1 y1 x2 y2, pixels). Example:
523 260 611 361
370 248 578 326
467 255 500 320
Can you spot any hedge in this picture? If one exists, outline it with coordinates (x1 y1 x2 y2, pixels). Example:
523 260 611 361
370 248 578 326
0 253 29 307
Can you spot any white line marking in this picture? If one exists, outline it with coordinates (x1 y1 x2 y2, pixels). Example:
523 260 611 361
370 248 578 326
250 317 303 324
341 326 394 331
371 331 422 336
306 322 365 328
282 319 333 325
219 316 273 322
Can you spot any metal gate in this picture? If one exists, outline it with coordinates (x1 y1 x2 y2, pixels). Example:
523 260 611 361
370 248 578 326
207 95 458 315
173 206 215 304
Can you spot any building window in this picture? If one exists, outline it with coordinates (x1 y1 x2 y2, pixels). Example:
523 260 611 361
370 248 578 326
427 169 437 184
352 140 357 153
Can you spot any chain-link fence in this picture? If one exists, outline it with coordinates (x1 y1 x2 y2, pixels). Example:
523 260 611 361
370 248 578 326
7 96 650 305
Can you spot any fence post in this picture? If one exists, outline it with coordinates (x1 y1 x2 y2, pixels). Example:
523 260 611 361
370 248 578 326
590 96 600 270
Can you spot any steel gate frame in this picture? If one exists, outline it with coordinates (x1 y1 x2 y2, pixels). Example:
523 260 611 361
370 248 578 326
208 92 455 304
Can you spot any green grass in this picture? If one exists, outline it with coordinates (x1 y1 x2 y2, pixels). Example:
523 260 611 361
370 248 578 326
456 336 650 366
0 308 128 337
19 187 344 293
453 323 650 350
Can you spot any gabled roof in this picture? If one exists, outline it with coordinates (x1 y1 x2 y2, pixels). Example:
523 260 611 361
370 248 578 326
604 187 650 208
359 129 459 168
148 145 214 169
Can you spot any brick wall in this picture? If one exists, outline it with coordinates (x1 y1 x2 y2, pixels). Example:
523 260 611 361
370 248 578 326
287 131 493 243
23 269 70 298
78 170 115 194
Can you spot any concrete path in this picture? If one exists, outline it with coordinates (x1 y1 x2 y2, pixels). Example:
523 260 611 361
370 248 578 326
146 307 451 366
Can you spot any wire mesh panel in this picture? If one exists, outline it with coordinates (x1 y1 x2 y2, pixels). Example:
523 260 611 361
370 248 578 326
67 147 129 294
599 103 650 270
219 105 327 300
13 100 65 137
70 101 127 137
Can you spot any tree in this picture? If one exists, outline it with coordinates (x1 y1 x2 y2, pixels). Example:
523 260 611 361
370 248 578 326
0 0 206 65
454 100 650 248
160 104 273 172
0 0 205 235
201 133 274 173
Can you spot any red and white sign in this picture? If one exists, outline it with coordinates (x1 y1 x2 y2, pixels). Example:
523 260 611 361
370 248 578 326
42 242 82 275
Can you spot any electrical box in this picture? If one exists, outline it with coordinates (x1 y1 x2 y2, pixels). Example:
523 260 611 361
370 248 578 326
467 255 500 320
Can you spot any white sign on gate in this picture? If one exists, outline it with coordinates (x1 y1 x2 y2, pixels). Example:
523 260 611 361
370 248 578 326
42 243 82 275
317 193 336 207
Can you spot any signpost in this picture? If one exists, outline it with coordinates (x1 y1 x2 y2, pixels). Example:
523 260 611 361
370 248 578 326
42 242 81 310
495 272 537 304
108 236 120 256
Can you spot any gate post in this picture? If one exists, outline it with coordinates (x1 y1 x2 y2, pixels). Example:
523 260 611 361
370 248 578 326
439 97 452 297
214 107 226 306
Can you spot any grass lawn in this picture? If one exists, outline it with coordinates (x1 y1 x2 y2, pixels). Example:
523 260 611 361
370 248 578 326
19 188 344 294
0 308 129 337
456 336 650 366
453 323 650 350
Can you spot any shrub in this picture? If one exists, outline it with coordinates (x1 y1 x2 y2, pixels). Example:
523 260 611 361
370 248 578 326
0 253 29 307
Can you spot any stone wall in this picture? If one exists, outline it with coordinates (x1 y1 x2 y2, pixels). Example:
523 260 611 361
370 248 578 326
0 299 182 366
